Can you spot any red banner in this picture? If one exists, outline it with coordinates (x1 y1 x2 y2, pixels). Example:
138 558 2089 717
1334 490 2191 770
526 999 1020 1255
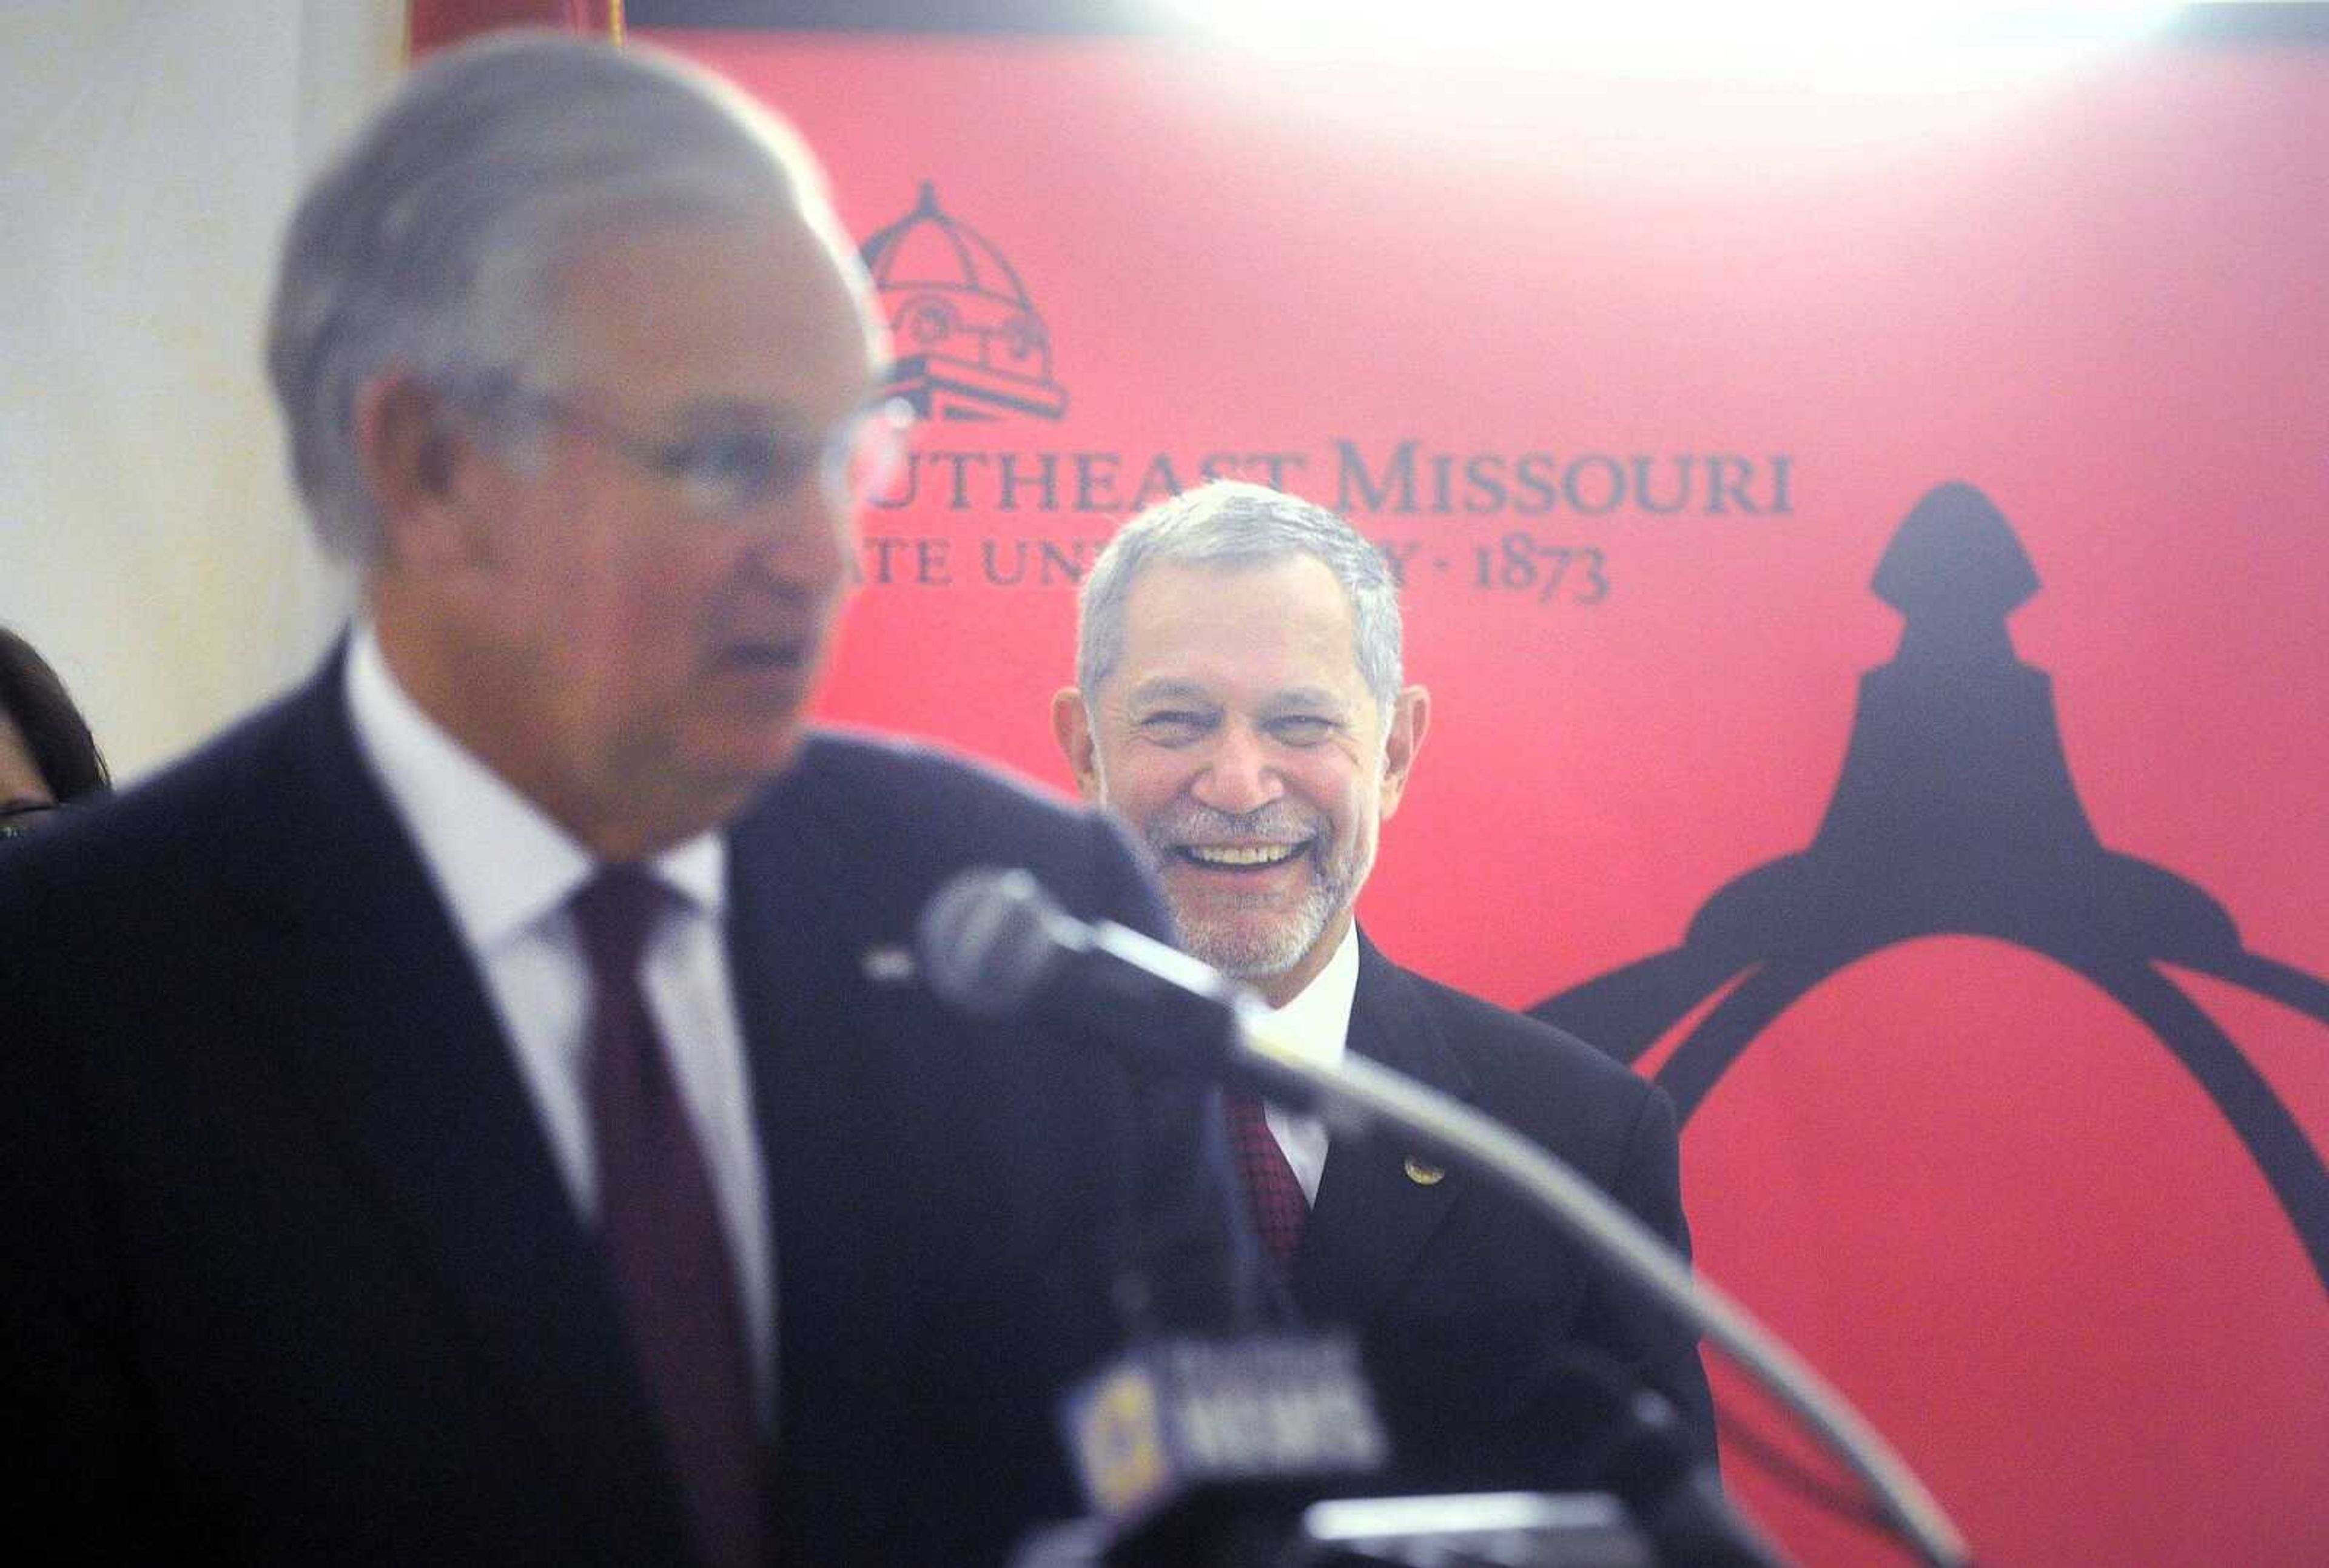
659 29 2329 1566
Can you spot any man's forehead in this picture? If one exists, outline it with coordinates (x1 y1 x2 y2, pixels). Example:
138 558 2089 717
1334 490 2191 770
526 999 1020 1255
1120 555 1357 656
547 215 882 418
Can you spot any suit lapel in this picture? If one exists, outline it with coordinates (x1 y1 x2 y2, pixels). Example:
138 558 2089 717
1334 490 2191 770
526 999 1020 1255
246 667 679 1525
721 758 899 1475
721 771 849 1456
723 753 1006 1539
1293 932 1470 1328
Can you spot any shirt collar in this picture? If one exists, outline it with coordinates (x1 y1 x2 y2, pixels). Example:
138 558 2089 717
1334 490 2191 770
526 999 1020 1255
1262 920 1360 1068
343 621 726 949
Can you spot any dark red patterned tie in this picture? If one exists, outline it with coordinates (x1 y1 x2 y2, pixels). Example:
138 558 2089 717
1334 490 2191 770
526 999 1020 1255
1225 1092 1308 1264
572 866 763 1568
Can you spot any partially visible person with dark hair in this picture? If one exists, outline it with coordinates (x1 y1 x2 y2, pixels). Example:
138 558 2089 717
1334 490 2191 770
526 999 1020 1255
0 627 109 840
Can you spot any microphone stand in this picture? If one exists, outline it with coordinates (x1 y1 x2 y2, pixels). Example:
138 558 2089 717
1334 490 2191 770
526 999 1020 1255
1223 994 1970 1568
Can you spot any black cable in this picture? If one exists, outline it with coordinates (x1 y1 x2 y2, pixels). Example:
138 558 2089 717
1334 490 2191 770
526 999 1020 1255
1714 1402 1899 1538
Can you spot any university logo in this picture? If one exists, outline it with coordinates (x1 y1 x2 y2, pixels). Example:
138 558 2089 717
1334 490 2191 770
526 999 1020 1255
1532 481 2329 1293
850 188 1789 540
858 182 1069 423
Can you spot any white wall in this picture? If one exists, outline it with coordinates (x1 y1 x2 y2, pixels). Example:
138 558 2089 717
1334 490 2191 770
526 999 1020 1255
0 1 402 781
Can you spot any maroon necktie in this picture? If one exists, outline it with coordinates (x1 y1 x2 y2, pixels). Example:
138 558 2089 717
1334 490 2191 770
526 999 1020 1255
572 866 764 1568
1225 1092 1308 1264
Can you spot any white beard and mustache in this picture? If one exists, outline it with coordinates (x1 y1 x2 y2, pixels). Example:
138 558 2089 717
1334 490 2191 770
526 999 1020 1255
1132 798 1373 981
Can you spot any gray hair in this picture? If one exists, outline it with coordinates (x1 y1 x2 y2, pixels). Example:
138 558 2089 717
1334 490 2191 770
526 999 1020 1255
267 32 847 561
1075 480 1403 721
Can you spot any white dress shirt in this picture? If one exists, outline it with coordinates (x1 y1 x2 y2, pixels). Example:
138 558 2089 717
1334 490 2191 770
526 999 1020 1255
1258 923 1362 1205
343 624 774 1403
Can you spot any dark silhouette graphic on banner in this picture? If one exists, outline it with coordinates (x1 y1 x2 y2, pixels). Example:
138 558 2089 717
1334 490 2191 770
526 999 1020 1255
1531 481 2329 1291
858 181 1068 423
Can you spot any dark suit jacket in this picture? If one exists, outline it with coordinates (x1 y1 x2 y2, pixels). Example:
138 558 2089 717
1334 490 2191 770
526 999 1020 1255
1290 934 1718 1485
0 663 1246 1566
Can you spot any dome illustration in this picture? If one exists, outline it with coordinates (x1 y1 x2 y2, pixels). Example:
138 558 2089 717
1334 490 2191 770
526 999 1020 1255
858 182 1069 423
1531 481 2329 1293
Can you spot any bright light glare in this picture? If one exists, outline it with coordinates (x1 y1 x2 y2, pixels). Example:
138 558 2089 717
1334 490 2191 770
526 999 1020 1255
1152 2 2185 89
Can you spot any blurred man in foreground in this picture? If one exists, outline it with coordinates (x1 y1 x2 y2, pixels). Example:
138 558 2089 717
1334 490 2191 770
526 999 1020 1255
1054 481 1718 1482
0 36 1243 1566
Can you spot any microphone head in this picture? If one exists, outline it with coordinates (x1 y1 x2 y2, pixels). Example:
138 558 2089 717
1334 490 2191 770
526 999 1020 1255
917 866 1077 1018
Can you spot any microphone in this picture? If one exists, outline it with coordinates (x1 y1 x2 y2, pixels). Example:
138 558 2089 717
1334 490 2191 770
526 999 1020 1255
925 871 1391 1563
1050 1334 1393 1567
917 865 1269 1085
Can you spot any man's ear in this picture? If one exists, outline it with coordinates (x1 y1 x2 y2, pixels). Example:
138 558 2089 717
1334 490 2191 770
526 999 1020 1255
354 372 485 572
1051 687 1104 803
1377 684 1431 821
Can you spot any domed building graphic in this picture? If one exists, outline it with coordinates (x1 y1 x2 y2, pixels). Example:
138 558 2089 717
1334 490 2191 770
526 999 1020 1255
1531 481 2329 1292
858 182 1069 423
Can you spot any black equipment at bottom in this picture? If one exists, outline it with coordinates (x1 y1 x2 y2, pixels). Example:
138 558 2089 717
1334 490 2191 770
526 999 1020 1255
1016 1332 1779 1567
1014 1490 1655 1568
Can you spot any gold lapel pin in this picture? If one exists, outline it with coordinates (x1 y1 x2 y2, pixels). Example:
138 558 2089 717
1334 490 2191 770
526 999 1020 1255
1403 1157 1446 1186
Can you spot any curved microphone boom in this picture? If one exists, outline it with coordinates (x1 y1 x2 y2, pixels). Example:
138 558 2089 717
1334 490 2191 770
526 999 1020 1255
918 867 1972 1568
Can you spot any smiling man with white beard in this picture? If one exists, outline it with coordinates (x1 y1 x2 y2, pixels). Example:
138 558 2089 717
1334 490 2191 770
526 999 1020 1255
1054 478 1720 1486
